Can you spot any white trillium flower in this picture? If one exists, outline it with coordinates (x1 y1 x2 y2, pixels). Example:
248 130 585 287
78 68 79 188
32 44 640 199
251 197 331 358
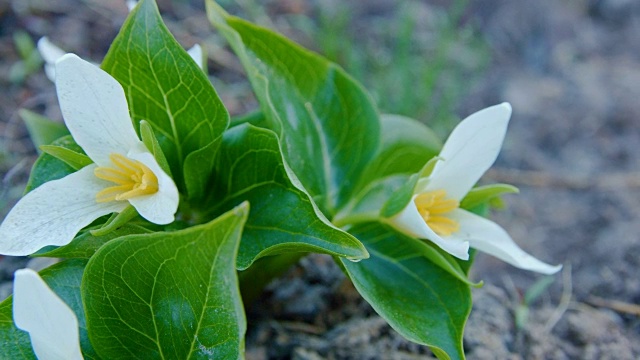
37 37 204 82
0 54 179 256
13 269 83 360
389 103 562 275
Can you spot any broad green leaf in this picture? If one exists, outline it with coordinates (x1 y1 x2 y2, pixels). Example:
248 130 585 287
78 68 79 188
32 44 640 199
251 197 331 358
460 183 519 210
207 1 380 215
24 135 83 193
362 114 441 182
210 124 368 269
33 223 154 259
19 109 69 150
83 203 249 359
40 144 92 170
102 0 228 201
0 299 34 359
0 259 98 359
339 223 471 360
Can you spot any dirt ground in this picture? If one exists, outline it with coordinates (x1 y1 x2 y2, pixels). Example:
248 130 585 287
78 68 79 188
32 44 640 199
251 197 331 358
0 0 639 359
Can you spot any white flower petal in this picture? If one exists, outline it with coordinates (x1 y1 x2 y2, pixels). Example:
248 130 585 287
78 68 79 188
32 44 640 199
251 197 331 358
126 143 179 225
126 0 138 11
0 166 127 256
187 44 205 70
423 103 512 201
37 37 66 82
55 54 140 167
388 196 470 260
449 209 562 274
13 269 83 360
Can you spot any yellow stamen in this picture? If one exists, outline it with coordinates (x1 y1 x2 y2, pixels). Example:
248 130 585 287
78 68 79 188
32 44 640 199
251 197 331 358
414 190 460 236
94 153 159 203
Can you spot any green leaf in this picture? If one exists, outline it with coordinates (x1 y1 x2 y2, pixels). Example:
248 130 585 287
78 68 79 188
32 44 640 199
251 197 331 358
380 172 421 219
139 120 172 177
19 109 69 150
83 203 249 359
0 259 98 359
363 114 441 181
460 183 519 210
339 114 441 225
0 299 34 359
33 223 154 259
24 135 83 193
102 0 228 201
229 110 267 129
334 175 408 227
380 157 439 218
207 1 380 215
89 206 139 237
339 223 471 360
40 144 92 170
211 124 368 269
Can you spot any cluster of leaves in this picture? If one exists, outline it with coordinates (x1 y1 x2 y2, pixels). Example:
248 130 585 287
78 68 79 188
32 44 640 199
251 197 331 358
0 1 500 358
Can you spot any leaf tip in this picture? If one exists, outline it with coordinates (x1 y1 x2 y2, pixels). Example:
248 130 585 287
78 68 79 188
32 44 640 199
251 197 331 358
234 200 250 218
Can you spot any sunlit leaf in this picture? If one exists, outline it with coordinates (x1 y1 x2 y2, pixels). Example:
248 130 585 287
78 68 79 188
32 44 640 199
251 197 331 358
339 223 471 360
210 124 368 269
83 203 249 358
103 0 228 201
207 1 380 215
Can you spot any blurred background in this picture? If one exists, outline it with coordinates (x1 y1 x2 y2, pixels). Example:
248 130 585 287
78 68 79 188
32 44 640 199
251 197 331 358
0 0 638 358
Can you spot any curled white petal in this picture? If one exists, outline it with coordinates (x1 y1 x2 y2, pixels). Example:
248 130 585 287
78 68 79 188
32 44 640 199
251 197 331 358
0 166 126 256
187 44 205 70
421 103 512 200
388 196 470 260
13 269 83 360
55 54 140 167
37 37 66 82
126 142 179 224
449 209 562 274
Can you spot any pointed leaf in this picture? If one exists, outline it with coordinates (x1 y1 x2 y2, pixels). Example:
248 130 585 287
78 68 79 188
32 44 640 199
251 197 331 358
102 0 228 201
139 120 172 177
380 157 440 218
339 223 471 360
24 135 83 193
207 1 380 215
19 109 69 150
82 203 249 359
211 124 368 269
460 183 519 210
40 145 92 170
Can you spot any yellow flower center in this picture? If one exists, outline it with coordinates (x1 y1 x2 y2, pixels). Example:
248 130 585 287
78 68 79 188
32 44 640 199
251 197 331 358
414 190 460 236
94 153 159 203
